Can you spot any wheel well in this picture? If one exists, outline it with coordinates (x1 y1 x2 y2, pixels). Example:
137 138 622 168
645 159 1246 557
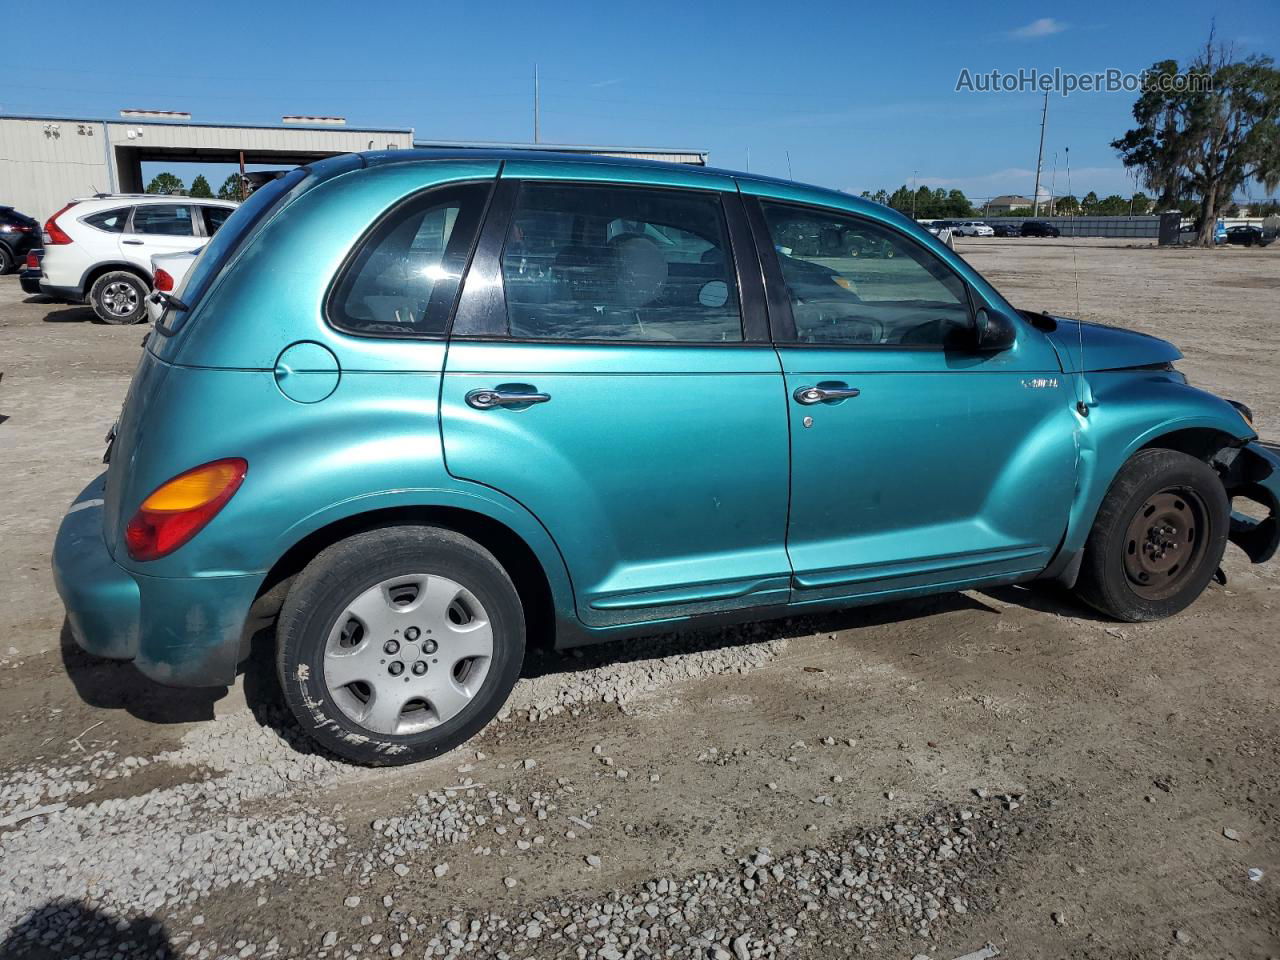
1140 427 1241 463
83 262 151 296
257 507 557 651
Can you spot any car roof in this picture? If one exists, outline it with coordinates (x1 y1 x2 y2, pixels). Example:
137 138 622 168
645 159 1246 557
70 194 237 206
346 148 903 224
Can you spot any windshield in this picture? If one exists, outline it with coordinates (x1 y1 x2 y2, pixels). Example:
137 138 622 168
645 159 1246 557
160 169 307 332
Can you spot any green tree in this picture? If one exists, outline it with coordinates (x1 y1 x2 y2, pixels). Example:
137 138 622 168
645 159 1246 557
1055 194 1080 215
1081 191 1100 214
217 173 244 201
944 190 973 218
1094 194 1130 215
189 174 213 198
1112 36 1280 246
145 172 184 195
1129 192 1152 214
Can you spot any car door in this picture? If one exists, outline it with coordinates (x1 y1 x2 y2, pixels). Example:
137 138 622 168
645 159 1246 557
119 203 200 272
440 164 792 628
743 189 1078 603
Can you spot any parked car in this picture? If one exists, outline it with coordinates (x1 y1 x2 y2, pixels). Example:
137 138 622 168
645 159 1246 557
19 249 45 295
991 223 1020 238
39 195 236 324
1224 225 1273 247
146 247 203 325
1020 220 1061 238
952 221 995 237
53 151 1280 765
0 205 41 274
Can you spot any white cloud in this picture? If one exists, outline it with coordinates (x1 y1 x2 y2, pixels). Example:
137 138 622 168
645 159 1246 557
1011 17 1067 39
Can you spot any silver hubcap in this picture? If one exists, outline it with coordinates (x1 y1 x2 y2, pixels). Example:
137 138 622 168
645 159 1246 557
323 574 493 736
102 281 139 316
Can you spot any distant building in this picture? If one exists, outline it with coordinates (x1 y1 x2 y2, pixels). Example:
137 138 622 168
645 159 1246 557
0 112 707 219
985 194 1034 213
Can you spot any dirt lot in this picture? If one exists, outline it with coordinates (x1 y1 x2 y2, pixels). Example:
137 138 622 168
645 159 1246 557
0 239 1278 960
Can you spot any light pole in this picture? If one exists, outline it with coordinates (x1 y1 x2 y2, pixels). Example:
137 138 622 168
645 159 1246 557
911 169 918 219
1048 152 1058 216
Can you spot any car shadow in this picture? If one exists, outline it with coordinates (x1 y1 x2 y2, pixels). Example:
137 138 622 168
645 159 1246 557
41 305 98 323
0 900 175 959
59 619 227 724
981 580 1113 622
519 590 1002 681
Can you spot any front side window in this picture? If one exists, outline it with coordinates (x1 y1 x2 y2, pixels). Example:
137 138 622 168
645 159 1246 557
131 204 195 237
83 208 130 233
501 183 742 342
201 205 234 235
761 202 971 347
329 183 488 337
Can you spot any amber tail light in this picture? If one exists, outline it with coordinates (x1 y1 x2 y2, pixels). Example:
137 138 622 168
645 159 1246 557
125 458 247 561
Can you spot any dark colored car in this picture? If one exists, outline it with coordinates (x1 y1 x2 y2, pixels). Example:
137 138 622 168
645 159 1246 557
1225 225 1273 247
19 249 44 295
991 223 1019 237
1020 220 1061 238
0 206 41 273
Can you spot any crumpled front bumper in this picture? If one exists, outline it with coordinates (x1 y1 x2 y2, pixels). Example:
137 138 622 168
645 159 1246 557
1222 441 1280 564
52 474 262 687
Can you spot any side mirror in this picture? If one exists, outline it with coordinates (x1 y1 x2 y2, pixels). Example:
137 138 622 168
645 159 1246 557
974 306 1016 352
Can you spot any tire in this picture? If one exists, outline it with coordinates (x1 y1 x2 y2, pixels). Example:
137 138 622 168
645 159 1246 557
276 526 526 765
1074 449 1229 621
89 270 148 324
0 246 13 275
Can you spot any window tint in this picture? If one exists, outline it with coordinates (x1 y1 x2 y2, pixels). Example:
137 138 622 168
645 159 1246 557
83 208 130 233
761 202 971 346
501 183 742 342
130 204 195 237
329 183 488 337
200 205 234 235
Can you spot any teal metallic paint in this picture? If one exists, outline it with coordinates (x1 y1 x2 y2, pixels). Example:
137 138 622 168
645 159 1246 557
54 476 140 660
441 341 792 627
52 150 1280 690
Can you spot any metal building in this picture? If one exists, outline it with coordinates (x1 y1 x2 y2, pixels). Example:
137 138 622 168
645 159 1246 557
0 113 708 221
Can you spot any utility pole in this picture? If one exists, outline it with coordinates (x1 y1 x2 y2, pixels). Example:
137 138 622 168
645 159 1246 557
533 64 540 144
1048 151 1058 216
911 169 918 219
1032 91 1048 217
786 150 793 180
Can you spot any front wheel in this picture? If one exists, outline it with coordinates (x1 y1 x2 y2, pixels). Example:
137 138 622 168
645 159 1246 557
1074 449 1229 621
276 526 526 765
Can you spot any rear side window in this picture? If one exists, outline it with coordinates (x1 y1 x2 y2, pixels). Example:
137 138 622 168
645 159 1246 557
83 208 130 233
500 183 742 342
201 205 234 235
328 183 490 338
131 204 195 236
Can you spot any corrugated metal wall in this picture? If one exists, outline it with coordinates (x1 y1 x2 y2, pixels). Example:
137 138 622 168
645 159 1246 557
0 118 112 220
0 117 415 220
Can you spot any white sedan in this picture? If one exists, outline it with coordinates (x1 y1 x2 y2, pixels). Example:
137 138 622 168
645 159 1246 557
146 247 202 324
952 221 995 237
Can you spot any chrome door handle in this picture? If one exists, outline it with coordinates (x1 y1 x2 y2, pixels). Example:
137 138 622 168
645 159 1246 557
466 388 551 410
793 384 860 405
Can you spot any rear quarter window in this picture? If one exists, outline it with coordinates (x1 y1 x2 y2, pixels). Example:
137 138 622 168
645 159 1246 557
83 208 131 233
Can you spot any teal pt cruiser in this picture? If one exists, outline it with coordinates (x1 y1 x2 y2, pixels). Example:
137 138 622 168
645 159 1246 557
53 151 1280 764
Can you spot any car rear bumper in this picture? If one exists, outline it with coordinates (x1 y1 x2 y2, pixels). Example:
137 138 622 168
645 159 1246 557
1223 441 1280 564
39 283 84 301
53 474 261 687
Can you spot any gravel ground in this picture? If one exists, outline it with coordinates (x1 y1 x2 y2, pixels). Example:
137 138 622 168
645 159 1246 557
1 239 1278 958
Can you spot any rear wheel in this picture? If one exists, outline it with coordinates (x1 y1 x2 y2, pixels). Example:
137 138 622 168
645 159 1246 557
0 247 13 275
1075 449 1229 621
276 526 525 765
89 271 148 324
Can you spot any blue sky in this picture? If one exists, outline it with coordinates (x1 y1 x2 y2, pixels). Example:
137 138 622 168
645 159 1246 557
4 0 1277 202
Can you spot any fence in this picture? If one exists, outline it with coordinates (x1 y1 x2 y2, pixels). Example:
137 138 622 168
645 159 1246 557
979 216 1161 238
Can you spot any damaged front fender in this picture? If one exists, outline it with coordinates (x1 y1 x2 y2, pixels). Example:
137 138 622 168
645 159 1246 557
1216 441 1280 564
